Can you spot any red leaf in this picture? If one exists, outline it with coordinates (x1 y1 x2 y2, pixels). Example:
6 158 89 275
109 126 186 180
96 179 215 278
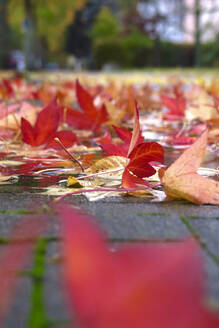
21 98 60 147
60 205 219 328
76 79 97 118
94 130 113 145
128 142 164 163
100 102 143 157
34 98 60 146
122 167 151 188
94 103 109 127
98 102 164 188
60 81 108 131
60 106 93 130
21 117 36 146
121 142 164 188
46 130 78 149
127 161 156 178
101 143 128 157
113 126 132 144
161 95 186 120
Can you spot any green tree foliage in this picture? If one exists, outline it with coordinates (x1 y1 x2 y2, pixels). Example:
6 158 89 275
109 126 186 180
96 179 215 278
7 0 86 52
91 6 155 69
90 6 119 41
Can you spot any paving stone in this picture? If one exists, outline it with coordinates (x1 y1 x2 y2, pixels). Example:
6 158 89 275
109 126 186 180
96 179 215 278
0 192 219 324
3 278 31 328
44 242 72 322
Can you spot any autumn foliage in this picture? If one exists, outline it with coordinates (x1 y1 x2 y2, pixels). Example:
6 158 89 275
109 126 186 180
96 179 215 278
0 74 218 326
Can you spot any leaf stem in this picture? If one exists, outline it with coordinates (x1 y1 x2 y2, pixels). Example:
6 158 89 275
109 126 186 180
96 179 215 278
54 137 84 172
77 167 124 180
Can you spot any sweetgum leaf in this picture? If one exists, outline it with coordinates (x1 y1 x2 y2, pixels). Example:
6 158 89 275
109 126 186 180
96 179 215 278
160 130 219 204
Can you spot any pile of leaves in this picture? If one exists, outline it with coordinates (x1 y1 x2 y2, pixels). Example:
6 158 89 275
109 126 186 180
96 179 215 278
0 75 218 204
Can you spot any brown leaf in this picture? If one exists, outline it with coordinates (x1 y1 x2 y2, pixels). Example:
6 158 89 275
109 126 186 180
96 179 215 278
85 156 127 175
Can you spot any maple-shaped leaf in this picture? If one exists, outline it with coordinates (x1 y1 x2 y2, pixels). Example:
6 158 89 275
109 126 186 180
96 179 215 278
98 102 163 188
161 95 186 120
60 80 108 131
60 205 219 328
100 102 144 157
122 141 164 188
21 99 77 148
160 130 219 204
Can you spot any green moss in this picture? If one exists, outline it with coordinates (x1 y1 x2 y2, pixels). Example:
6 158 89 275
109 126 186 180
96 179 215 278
180 216 219 266
0 209 37 215
28 240 49 328
135 212 168 217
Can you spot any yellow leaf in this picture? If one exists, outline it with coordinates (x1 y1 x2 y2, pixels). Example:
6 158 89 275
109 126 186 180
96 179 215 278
85 156 127 176
67 176 82 188
186 90 219 121
104 100 125 125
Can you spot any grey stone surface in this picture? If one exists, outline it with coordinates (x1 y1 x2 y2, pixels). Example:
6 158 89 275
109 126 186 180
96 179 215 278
3 277 31 328
44 242 71 321
205 255 219 303
0 192 219 323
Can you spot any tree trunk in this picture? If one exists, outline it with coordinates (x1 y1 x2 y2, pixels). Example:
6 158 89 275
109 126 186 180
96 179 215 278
194 0 201 66
23 0 41 70
0 0 10 68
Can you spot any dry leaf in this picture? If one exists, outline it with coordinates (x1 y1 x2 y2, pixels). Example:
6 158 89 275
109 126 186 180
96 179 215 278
160 130 219 204
104 100 125 125
67 176 82 188
85 156 127 175
186 90 219 121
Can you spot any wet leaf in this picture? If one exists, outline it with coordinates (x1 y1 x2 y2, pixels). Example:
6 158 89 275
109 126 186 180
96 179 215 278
67 176 83 188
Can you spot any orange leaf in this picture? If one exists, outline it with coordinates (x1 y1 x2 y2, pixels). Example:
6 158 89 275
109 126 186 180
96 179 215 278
160 130 219 204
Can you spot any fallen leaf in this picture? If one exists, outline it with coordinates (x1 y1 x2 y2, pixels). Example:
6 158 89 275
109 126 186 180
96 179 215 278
98 102 164 188
60 80 108 131
67 176 83 188
186 90 219 121
99 102 144 157
160 130 219 204
161 95 186 121
59 205 219 328
21 99 77 149
85 156 127 176
122 142 164 188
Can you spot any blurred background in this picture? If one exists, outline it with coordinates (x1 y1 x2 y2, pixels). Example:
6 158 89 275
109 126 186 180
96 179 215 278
0 0 219 71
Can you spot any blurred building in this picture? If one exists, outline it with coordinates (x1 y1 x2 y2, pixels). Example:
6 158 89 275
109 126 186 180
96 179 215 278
184 0 219 43
137 0 185 42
